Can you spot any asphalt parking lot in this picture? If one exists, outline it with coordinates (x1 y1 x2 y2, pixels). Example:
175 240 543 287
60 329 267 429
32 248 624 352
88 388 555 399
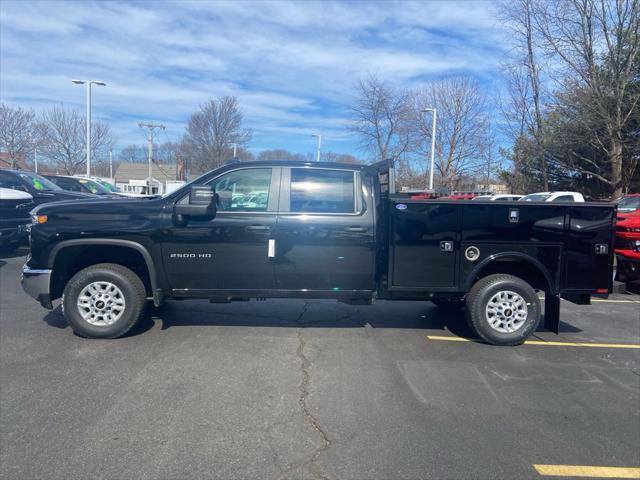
1 247 639 480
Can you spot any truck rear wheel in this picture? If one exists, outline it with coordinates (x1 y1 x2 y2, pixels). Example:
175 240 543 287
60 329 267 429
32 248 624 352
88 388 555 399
62 263 147 339
465 274 540 346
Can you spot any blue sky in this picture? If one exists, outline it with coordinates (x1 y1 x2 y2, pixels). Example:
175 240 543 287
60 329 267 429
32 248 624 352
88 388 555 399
0 0 508 158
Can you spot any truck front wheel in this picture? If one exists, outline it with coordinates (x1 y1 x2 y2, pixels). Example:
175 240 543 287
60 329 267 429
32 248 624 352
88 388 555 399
62 263 147 339
466 274 541 346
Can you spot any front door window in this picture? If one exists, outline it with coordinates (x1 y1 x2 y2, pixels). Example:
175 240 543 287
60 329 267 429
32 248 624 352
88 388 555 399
210 168 272 212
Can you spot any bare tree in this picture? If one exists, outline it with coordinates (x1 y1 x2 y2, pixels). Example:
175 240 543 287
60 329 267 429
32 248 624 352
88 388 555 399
320 151 362 164
120 144 147 163
257 149 305 161
410 77 492 190
534 0 640 197
499 0 549 190
348 74 412 162
0 104 37 169
182 96 252 172
37 105 115 175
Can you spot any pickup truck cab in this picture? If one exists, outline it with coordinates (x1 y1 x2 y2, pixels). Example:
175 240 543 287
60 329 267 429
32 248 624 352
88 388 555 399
22 160 616 346
520 191 585 202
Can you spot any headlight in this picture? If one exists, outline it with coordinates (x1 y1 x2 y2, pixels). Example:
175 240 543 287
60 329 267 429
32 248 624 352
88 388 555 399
31 214 48 225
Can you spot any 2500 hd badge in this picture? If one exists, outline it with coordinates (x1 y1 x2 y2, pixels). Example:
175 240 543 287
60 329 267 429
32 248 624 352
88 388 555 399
169 253 213 259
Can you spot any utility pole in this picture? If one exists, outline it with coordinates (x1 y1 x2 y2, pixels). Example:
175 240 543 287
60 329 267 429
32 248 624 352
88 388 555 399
72 79 106 177
311 133 321 162
109 149 113 180
421 108 437 190
138 122 165 194
34 146 38 173
230 143 237 158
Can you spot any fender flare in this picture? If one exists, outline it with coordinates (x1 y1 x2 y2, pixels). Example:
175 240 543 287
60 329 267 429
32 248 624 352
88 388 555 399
463 251 556 293
49 239 161 305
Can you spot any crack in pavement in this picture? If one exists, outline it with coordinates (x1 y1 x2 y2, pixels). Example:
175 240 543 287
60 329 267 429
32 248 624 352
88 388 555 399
295 328 331 480
276 301 331 480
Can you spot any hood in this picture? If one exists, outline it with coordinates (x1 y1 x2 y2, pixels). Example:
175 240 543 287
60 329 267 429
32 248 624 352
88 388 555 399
617 210 640 222
0 188 33 201
32 189 98 204
32 195 164 216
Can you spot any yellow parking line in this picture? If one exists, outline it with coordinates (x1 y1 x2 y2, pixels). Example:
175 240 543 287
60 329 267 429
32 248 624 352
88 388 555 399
538 296 639 304
533 464 640 478
426 336 640 349
426 335 470 342
592 299 639 304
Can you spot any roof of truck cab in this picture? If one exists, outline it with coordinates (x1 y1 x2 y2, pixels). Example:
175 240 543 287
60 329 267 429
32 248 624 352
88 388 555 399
220 160 369 170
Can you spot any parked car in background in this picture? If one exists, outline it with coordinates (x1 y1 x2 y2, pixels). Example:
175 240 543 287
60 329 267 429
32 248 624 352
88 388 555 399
0 169 97 206
520 191 585 202
472 194 523 201
614 194 640 283
43 175 123 197
0 187 33 253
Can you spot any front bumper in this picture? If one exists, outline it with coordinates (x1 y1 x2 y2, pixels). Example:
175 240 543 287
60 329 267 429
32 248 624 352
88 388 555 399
0 224 28 245
21 265 53 309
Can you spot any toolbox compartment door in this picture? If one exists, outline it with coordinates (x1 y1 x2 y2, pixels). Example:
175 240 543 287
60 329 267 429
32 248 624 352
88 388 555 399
390 201 458 289
565 206 615 291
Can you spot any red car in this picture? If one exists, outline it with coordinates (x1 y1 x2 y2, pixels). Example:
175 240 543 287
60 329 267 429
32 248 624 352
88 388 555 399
615 194 640 282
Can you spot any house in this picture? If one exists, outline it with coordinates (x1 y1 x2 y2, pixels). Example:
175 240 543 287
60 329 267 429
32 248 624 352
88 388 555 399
114 163 178 195
0 152 27 170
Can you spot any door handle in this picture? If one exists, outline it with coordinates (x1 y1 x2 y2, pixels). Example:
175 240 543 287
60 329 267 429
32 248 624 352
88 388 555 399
246 225 270 232
344 226 366 232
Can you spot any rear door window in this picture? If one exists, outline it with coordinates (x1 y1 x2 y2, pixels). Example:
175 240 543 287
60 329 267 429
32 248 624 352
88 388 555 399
553 195 574 202
53 177 82 192
290 168 355 214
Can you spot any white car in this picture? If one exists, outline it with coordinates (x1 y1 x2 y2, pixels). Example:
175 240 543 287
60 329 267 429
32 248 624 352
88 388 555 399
472 194 523 201
520 191 585 202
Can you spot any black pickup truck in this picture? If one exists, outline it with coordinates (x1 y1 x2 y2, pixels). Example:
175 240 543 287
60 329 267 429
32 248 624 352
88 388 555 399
21 160 616 345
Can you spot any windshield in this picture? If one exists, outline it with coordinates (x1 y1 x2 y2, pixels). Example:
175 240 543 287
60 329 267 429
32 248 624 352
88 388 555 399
520 193 551 202
77 178 110 194
18 172 62 191
617 195 640 212
97 180 117 192
162 170 211 199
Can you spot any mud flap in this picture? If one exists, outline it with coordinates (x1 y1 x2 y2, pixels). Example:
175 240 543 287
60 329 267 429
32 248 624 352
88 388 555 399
544 294 560 334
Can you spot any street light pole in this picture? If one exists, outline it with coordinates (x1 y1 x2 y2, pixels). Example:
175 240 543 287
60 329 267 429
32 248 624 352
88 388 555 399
72 79 106 177
230 143 237 158
311 134 321 162
109 149 113 180
421 108 437 190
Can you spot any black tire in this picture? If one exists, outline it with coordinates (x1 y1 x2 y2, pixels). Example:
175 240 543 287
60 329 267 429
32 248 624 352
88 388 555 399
465 274 541 346
62 263 147 339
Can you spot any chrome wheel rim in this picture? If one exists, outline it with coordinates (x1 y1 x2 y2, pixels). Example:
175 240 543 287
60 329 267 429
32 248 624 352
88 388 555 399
77 281 126 326
485 290 528 333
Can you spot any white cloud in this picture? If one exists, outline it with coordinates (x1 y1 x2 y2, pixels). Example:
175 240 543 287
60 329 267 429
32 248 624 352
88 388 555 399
0 0 508 154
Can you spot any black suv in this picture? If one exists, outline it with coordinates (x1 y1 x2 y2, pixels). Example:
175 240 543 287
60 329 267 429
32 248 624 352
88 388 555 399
43 175 121 197
0 169 97 206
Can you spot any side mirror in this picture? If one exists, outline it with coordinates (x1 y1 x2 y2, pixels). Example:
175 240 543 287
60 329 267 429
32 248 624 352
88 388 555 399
174 185 217 222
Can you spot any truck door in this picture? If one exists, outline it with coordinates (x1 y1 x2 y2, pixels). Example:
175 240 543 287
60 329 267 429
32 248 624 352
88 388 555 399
390 202 458 288
163 167 280 293
273 167 375 292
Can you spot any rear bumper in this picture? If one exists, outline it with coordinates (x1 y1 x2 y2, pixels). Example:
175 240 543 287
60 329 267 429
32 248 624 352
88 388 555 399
21 265 53 309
